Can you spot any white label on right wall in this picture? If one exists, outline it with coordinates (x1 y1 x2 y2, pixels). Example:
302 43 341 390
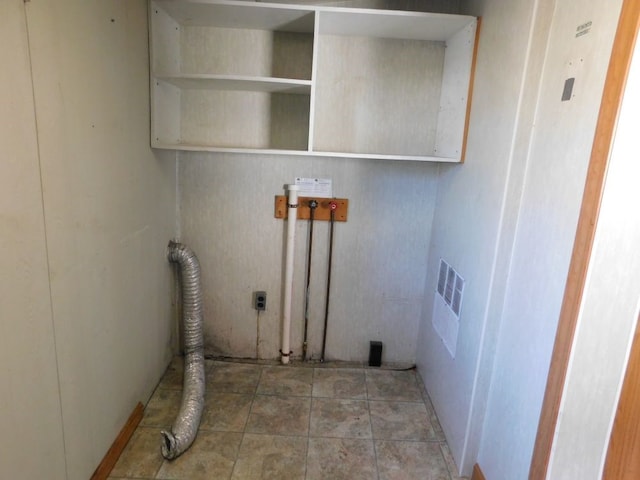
433 259 465 357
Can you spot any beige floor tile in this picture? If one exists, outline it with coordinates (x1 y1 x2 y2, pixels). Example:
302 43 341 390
155 431 242 480
440 443 468 480
312 368 366 399
108 478 155 480
108 476 159 480
310 398 372 439
110 362 460 480
256 366 313 396
110 427 163 478
205 358 216 372
306 437 377 480
370 400 436 441
200 392 253 432
415 373 446 440
246 395 311 436
141 388 182 429
231 434 307 480
157 356 184 390
376 440 450 480
207 362 262 394
365 369 422 401
423 392 446 440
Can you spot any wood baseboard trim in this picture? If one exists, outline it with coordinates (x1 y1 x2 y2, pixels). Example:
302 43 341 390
90 402 144 480
472 463 487 480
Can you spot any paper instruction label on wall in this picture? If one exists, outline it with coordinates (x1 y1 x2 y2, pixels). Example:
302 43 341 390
295 177 332 198
433 293 459 358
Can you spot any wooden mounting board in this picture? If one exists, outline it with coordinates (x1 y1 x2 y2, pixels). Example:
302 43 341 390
274 196 348 222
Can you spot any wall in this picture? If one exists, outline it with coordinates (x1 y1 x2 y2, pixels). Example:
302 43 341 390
176 0 456 364
417 0 623 477
179 154 438 362
477 0 622 478
416 0 543 473
547 29 640 479
0 2 67 478
0 1 177 479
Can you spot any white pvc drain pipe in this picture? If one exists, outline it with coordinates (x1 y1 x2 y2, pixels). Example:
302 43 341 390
281 185 300 364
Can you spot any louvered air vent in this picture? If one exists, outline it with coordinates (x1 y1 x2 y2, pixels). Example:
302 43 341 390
436 259 465 318
433 259 465 358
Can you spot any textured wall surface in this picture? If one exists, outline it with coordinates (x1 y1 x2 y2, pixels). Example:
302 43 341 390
477 0 622 478
415 0 623 477
0 2 67 478
0 2 177 479
179 153 439 363
175 0 461 365
416 0 541 472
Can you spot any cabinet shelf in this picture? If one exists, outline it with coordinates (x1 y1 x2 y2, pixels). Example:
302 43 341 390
149 0 479 162
155 74 312 94
151 142 459 163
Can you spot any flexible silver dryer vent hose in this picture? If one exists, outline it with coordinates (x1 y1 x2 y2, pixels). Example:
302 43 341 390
162 241 205 460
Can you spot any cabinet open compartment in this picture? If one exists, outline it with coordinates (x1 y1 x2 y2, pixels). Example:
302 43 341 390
151 0 315 151
311 10 477 160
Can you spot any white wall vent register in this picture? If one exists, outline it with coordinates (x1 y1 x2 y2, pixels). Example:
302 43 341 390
433 259 465 357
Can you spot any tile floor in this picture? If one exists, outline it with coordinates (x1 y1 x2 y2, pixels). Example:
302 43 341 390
109 357 467 480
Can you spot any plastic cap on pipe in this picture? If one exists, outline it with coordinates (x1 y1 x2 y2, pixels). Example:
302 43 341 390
286 185 301 204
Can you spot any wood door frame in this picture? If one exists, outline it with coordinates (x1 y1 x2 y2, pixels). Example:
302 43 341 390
529 0 640 478
603 312 640 479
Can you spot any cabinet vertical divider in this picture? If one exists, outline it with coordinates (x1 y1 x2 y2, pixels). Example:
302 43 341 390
307 10 321 153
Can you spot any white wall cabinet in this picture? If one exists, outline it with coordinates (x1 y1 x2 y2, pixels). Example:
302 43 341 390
150 0 478 162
